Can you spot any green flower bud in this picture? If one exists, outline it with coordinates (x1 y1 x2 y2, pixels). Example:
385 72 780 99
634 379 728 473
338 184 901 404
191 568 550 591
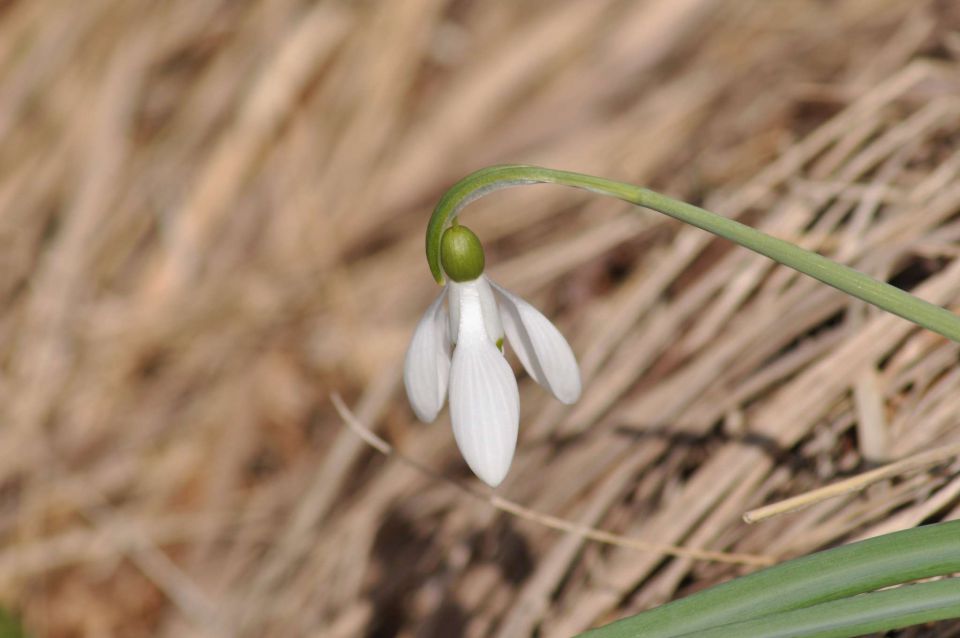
440 224 485 282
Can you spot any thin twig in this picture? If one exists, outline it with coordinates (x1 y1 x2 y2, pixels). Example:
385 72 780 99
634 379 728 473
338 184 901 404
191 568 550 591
744 441 960 523
331 393 775 567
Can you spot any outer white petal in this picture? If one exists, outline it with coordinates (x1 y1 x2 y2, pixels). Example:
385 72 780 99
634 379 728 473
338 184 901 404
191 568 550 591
489 280 581 404
403 289 451 422
449 280 519 487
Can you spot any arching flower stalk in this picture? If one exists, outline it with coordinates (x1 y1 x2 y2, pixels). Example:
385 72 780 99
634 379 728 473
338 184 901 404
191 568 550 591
405 163 960 487
403 225 580 487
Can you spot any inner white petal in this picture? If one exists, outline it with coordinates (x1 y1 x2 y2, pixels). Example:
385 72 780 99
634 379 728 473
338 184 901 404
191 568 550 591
476 275 504 347
448 278 503 347
448 282 461 345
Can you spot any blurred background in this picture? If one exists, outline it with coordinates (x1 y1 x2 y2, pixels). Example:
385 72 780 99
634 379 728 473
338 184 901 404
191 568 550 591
3 0 960 636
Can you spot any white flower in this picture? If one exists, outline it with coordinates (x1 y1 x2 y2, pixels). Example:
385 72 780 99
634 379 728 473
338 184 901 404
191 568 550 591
403 273 581 487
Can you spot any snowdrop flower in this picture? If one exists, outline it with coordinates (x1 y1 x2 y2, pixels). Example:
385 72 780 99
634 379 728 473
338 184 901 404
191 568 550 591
404 224 580 487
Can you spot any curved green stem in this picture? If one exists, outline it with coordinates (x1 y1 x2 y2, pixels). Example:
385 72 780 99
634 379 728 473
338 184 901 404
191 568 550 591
427 165 960 343
577 520 960 638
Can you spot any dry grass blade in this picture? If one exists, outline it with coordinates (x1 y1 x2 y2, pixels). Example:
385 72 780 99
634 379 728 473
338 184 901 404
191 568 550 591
744 441 960 523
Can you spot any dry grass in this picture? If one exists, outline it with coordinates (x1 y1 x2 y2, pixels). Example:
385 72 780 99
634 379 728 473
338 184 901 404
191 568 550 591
3 0 960 636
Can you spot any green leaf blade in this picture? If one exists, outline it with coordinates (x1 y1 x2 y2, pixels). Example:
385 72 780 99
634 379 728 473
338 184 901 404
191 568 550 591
579 521 960 638
673 578 960 638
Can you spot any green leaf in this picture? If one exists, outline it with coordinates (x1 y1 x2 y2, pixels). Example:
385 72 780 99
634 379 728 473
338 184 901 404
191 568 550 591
672 578 960 638
0 608 28 638
578 521 960 638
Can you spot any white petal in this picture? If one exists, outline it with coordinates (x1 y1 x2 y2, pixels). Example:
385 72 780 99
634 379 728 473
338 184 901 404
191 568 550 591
403 289 451 422
448 282 460 344
490 280 581 404
449 280 519 487
476 275 504 346
448 276 504 347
